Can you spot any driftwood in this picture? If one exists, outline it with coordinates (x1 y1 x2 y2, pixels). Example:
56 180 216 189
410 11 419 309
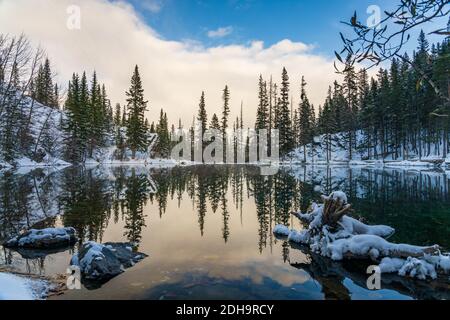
289 193 440 260
321 195 352 227
276 192 450 281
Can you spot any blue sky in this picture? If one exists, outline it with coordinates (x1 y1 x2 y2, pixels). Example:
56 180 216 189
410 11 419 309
2 0 445 125
126 0 399 57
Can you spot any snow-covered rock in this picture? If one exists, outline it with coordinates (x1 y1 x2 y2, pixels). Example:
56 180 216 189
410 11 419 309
4 227 77 249
70 242 147 281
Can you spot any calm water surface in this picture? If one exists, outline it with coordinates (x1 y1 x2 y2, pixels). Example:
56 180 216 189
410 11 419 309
0 165 449 300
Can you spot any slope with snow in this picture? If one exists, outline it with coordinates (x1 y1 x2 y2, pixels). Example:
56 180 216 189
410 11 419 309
0 92 170 169
290 131 450 167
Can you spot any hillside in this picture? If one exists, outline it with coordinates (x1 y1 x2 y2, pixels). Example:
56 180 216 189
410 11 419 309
0 93 163 169
289 131 450 167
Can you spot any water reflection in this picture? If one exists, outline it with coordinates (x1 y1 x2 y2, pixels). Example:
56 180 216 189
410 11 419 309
0 165 449 299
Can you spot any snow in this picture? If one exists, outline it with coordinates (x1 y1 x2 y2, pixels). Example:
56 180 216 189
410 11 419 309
379 257 437 280
0 273 49 300
5 227 76 247
329 191 347 204
379 257 407 273
340 216 395 238
273 225 291 237
398 257 437 280
274 191 449 281
288 230 310 243
327 235 429 261
72 241 106 274
289 130 449 169
0 91 188 169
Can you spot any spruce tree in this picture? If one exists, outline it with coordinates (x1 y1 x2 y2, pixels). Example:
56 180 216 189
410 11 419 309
255 75 269 130
125 65 148 159
276 68 294 157
210 113 221 130
197 91 208 161
342 65 358 160
298 76 313 162
156 109 170 158
221 85 230 161
114 103 122 126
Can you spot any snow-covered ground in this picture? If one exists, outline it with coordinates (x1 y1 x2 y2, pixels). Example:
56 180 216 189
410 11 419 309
0 91 183 170
0 273 50 300
289 131 450 168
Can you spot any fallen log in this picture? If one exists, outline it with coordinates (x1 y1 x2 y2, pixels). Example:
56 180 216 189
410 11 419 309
276 191 450 281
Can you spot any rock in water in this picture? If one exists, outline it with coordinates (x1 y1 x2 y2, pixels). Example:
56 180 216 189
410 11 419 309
4 227 77 249
70 242 147 282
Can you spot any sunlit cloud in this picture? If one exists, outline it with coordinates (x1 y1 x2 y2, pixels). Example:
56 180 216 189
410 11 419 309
207 26 234 38
0 0 339 127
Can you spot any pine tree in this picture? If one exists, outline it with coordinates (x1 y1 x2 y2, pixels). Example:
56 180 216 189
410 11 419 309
87 71 103 157
209 113 221 159
298 76 314 162
342 65 358 160
125 65 148 159
210 113 221 130
197 91 208 161
156 109 170 158
221 85 230 161
255 75 269 130
197 91 208 136
64 73 84 162
276 67 294 157
114 103 122 126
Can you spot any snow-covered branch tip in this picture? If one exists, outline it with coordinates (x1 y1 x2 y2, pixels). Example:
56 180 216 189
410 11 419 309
274 191 450 280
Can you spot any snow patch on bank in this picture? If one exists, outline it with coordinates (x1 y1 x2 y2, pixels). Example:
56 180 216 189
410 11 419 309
0 273 50 300
289 130 449 168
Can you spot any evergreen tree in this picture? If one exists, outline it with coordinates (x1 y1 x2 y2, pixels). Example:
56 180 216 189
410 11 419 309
255 75 269 131
197 91 208 146
125 65 148 159
298 76 314 162
114 103 122 126
221 85 230 161
210 113 221 130
156 109 170 158
342 65 358 160
276 68 294 157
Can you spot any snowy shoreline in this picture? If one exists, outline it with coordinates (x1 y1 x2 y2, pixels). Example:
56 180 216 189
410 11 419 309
0 272 52 300
281 159 449 169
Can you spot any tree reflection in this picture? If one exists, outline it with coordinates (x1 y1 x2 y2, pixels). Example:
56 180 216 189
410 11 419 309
61 167 112 243
122 169 150 247
1 165 450 258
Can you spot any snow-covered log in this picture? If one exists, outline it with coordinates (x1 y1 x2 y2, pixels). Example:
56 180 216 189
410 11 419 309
275 191 449 280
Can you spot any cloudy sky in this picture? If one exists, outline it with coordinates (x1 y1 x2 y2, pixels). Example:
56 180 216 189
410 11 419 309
0 0 442 127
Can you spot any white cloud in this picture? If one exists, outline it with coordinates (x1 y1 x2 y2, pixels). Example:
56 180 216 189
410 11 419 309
207 26 234 38
0 0 339 127
141 0 163 13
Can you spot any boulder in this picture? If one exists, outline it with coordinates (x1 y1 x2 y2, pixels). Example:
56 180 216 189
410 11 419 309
70 242 147 282
4 227 77 249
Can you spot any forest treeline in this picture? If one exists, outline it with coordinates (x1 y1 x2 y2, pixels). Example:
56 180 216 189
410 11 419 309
0 30 448 165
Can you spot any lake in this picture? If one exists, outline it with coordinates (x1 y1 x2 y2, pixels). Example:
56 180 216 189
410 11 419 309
0 165 449 300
